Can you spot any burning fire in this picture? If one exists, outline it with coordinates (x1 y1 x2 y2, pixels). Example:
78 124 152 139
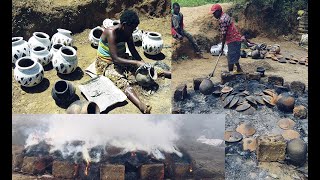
189 165 193 173
85 162 90 176
82 146 91 176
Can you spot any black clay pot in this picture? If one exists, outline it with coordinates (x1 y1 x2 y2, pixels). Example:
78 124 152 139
240 50 247 58
256 67 265 77
66 100 100 114
287 138 307 166
199 79 214 95
51 80 76 106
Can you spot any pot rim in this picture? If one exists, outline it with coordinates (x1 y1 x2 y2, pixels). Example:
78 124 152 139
32 45 47 54
92 26 104 41
33 32 50 40
149 67 158 80
12 37 24 45
57 28 72 35
15 57 37 70
147 31 162 39
52 43 65 51
60 46 76 57
54 80 69 94
256 67 265 71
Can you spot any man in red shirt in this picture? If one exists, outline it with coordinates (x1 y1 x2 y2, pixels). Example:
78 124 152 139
210 4 243 74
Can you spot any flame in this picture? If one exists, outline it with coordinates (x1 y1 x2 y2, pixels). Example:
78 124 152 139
82 146 91 176
189 166 193 173
85 162 90 176
73 164 79 177
131 152 136 157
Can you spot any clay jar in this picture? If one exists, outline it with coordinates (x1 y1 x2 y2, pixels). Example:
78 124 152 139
142 32 164 55
199 79 214 95
135 64 158 87
49 43 65 61
103 19 120 28
66 100 100 114
89 26 104 47
287 138 307 166
52 46 78 74
14 57 44 87
276 93 295 112
51 80 76 106
28 32 51 51
12 37 30 64
132 27 141 42
30 45 52 66
51 28 74 46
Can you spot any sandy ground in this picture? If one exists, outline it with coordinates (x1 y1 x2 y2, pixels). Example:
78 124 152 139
172 4 308 91
12 16 172 114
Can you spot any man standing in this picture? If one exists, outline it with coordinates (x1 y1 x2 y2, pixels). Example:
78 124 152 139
171 2 203 57
210 4 243 74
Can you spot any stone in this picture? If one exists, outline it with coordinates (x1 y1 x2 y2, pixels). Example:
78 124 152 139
282 130 300 141
268 76 284 86
174 84 187 101
21 156 50 174
236 123 256 136
287 139 307 166
139 163 164 180
277 118 296 130
243 138 257 152
293 105 308 119
52 160 76 179
290 81 305 96
100 164 125 180
193 78 205 91
276 93 295 112
247 72 261 81
256 135 286 162
174 163 191 179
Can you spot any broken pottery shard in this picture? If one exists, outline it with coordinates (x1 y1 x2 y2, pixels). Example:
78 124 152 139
242 106 256 115
293 105 308 119
276 93 295 112
236 102 251 111
255 95 265 105
277 118 296 130
220 91 231 101
287 139 307 166
257 135 286 162
221 86 234 93
52 160 76 179
100 164 125 180
262 95 275 106
224 131 243 143
223 94 234 108
229 95 240 108
139 164 164 180
282 130 301 141
243 138 257 152
236 123 256 136
263 89 276 97
174 84 188 101
245 95 257 106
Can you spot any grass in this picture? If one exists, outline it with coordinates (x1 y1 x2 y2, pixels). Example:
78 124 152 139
171 0 233 7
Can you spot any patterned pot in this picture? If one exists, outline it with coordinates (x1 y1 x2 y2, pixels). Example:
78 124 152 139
66 100 100 114
89 26 104 47
142 32 163 55
30 45 52 66
135 63 157 87
14 57 44 87
49 43 65 62
132 27 141 42
12 37 30 64
52 46 78 74
51 80 76 106
28 32 51 51
140 30 149 41
51 28 74 46
103 19 120 28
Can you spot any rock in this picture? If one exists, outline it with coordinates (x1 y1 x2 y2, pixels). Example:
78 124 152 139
287 139 307 166
139 164 164 180
268 76 284 86
293 105 308 119
246 72 261 81
52 160 76 179
243 138 257 152
174 84 187 101
236 123 256 136
277 118 296 130
282 130 300 141
100 164 125 180
193 77 205 91
290 81 306 96
257 135 286 162
276 93 295 112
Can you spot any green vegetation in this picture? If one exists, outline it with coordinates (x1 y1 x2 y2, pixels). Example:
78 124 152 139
171 0 238 7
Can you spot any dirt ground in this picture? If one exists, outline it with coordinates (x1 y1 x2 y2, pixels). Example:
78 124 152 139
12 16 172 114
172 3 308 91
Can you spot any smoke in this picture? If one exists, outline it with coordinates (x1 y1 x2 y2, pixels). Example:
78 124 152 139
22 115 183 161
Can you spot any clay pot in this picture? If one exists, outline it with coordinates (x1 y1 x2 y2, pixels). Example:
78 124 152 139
142 32 164 55
199 79 214 95
276 93 295 112
256 67 265 77
30 45 52 66
12 37 30 64
273 44 281 54
49 43 65 61
28 32 51 50
66 100 100 114
14 57 44 87
132 27 141 42
236 123 256 136
52 46 78 74
240 50 247 58
287 138 307 166
51 80 76 105
103 18 114 28
89 26 104 47
251 50 260 59
51 28 73 46
135 63 157 87
224 131 243 143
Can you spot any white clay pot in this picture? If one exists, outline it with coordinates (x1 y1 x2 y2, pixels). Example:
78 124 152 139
142 32 164 55
103 19 120 28
52 46 78 74
140 30 149 41
28 32 51 51
49 43 65 62
14 57 44 87
30 45 52 66
132 27 140 42
51 28 74 46
12 37 30 64
89 26 104 47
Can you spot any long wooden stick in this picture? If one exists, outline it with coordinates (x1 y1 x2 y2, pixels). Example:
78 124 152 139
208 52 223 79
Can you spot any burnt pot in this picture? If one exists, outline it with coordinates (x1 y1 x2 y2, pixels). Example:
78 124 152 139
51 80 76 106
276 93 295 112
287 139 307 166
256 67 265 77
199 79 214 95
66 100 100 114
